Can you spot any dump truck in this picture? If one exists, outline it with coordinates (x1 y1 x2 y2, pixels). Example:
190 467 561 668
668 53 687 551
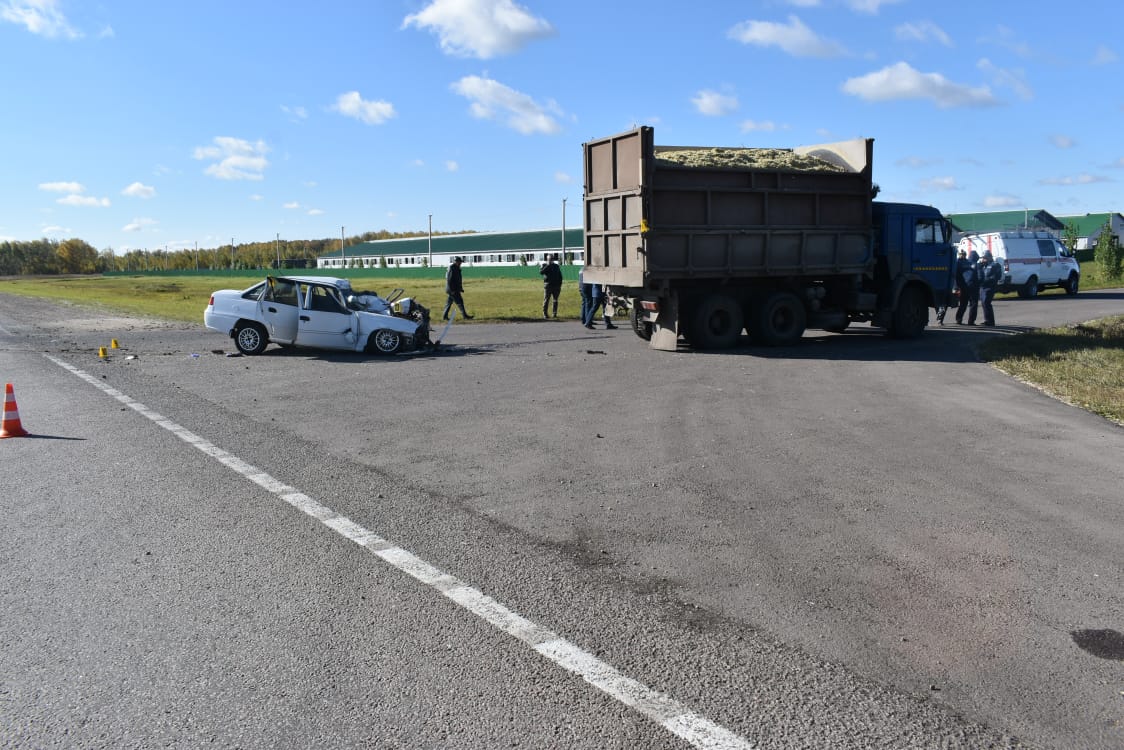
581 126 956 351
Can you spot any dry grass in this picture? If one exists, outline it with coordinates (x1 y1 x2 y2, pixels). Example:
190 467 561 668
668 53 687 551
978 315 1124 425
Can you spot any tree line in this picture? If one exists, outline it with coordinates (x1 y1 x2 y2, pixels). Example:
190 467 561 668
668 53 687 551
0 229 472 276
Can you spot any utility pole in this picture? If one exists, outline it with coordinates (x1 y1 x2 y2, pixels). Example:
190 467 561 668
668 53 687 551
561 198 567 263
231 238 235 270
428 214 433 267
341 226 345 266
275 232 280 269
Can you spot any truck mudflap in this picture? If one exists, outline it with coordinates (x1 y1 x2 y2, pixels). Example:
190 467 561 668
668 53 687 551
648 293 680 351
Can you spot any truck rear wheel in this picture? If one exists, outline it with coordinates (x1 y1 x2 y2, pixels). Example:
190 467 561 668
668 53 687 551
751 291 806 346
628 305 653 341
690 294 743 349
889 287 927 338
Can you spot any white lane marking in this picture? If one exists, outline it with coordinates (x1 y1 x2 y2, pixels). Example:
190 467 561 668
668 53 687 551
45 354 756 750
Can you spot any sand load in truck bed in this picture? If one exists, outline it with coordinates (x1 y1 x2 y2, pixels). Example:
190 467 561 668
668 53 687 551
654 147 846 172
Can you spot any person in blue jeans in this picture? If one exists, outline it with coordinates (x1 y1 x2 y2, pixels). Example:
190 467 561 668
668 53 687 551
955 250 979 325
583 282 617 330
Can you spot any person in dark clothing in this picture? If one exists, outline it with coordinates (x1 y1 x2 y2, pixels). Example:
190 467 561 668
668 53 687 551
978 250 1002 326
578 267 592 326
955 249 980 325
442 257 473 320
539 254 563 318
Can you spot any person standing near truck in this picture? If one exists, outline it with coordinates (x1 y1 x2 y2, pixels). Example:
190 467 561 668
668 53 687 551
978 250 1002 326
955 250 979 325
539 254 563 318
442 256 473 320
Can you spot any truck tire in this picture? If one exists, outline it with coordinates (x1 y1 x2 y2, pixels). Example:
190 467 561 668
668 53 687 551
888 287 927 338
629 305 653 341
1065 272 1080 296
1018 275 1039 299
690 294 743 349
233 322 269 355
751 291 806 346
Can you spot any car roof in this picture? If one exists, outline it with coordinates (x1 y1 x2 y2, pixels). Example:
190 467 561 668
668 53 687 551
273 275 353 289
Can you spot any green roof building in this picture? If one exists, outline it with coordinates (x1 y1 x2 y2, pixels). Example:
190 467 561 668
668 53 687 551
318 228 585 270
1055 212 1124 251
946 209 1064 234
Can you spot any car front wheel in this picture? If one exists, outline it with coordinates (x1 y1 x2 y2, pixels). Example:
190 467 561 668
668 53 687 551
233 323 268 355
369 329 403 355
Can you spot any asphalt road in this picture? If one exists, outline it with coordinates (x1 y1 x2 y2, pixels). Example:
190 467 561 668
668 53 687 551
1 289 1122 749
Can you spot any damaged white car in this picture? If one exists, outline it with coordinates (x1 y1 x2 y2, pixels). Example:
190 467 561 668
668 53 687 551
204 275 432 356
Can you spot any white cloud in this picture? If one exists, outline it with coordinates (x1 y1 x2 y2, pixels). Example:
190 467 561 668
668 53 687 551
451 75 562 135
1038 174 1110 186
402 0 554 59
57 194 110 207
284 201 301 209
281 104 308 121
894 21 952 47
123 217 157 232
896 156 940 168
122 181 156 198
728 15 845 58
983 194 1021 208
740 119 783 132
554 171 572 183
249 194 264 201
1092 45 1118 65
1 0 80 39
1049 134 1075 149
41 224 68 236
333 91 396 125
841 62 998 108
918 176 960 191
977 58 1033 101
193 137 270 181
445 161 459 172
692 89 738 116
847 0 902 13
307 208 325 216
39 181 83 193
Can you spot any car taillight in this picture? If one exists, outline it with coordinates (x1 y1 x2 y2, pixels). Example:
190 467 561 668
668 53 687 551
208 295 214 306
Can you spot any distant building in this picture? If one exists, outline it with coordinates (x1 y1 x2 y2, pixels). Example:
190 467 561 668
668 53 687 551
1055 213 1124 252
317 228 584 269
947 209 1064 236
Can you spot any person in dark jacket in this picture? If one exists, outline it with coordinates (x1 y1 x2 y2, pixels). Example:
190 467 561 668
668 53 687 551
978 250 1002 326
955 249 979 325
539 254 563 318
442 257 473 320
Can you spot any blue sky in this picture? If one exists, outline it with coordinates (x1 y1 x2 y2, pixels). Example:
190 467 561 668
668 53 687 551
2 0 1121 253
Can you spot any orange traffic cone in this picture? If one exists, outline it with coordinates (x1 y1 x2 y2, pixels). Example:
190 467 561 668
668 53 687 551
1 383 30 438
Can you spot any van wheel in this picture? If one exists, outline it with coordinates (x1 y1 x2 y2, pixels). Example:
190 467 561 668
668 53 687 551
1018 276 1039 299
690 294 743 349
752 291 806 346
1064 273 1080 296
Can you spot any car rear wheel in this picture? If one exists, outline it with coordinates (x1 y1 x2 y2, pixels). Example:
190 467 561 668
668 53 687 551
1018 275 1039 299
369 329 403 355
233 322 268 355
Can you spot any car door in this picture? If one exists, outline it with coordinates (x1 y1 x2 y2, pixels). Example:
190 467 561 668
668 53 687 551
260 278 300 342
296 283 357 350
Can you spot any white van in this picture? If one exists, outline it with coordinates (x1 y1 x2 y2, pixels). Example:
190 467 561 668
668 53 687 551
957 230 1080 298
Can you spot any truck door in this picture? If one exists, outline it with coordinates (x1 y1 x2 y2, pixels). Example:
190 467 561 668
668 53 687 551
261 277 299 342
910 216 954 297
296 283 356 350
